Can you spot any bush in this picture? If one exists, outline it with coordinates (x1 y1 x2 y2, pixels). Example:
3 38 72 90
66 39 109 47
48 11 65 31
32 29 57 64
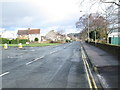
19 39 29 44
34 38 39 41
0 38 29 44
66 39 71 43
50 41 56 43
0 38 9 44
11 39 18 44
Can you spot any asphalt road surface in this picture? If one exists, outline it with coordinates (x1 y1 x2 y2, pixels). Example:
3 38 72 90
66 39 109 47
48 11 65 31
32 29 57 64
1 41 89 88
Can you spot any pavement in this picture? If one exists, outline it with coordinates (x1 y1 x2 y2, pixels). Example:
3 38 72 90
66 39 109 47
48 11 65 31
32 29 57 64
81 41 119 88
1 41 89 88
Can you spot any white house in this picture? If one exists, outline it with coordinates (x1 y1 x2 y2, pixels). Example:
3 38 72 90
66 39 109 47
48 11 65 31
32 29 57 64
17 28 41 42
45 30 66 41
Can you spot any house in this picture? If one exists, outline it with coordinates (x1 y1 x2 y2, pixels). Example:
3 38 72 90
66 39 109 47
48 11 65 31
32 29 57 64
41 36 47 42
106 5 120 45
45 30 66 42
108 28 120 45
17 28 41 42
65 35 71 40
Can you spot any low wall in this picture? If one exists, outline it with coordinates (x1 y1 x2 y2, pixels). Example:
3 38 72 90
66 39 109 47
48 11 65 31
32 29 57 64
86 42 120 57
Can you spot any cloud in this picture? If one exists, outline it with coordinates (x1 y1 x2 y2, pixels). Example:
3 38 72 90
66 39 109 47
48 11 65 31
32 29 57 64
2 0 110 35
1 0 83 35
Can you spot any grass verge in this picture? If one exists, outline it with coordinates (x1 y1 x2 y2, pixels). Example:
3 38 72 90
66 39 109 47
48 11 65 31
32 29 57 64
0 43 61 47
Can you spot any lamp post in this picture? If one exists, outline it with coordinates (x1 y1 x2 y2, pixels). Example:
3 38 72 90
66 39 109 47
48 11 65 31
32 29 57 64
80 11 90 42
95 30 96 44
87 14 90 42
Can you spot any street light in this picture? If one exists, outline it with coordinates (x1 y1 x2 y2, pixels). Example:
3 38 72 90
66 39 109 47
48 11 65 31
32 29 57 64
80 0 91 42
80 10 90 42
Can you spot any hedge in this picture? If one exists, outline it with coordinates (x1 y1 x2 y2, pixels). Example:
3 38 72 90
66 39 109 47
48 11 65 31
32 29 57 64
0 38 29 44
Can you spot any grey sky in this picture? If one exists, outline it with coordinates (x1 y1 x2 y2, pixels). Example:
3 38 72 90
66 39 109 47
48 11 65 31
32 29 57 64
1 0 112 35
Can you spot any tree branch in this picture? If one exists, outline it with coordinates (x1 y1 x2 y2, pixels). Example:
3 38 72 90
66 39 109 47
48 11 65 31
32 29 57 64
100 0 120 6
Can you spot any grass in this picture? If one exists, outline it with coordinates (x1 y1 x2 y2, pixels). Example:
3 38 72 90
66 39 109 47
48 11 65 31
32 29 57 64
0 43 61 47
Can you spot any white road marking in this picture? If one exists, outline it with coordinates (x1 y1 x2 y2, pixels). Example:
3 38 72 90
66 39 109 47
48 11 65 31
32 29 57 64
50 52 53 54
30 50 35 51
39 56 44 59
64 47 66 49
50 51 57 54
97 74 109 88
20 53 24 55
26 56 44 65
0 72 10 77
8 56 16 58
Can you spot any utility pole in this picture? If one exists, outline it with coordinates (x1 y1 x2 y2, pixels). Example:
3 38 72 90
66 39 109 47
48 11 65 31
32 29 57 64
88 14 90 42
87 0 90 42
95 30 96 44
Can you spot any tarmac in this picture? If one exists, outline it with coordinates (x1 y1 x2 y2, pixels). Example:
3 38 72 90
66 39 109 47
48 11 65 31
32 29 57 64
81 41 119 88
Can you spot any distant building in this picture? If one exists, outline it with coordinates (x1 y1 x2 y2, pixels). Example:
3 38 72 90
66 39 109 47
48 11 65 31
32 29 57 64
41 36 47 42
65 35 71 40
45 30 65 42
17 28 41 42
108 28 120 45
107 11 120 45
67 33 80 41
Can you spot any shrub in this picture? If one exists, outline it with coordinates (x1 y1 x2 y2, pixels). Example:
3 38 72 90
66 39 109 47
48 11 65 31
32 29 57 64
34 38 39 41
50 41 55 43
0 38 9 44
19 39 29 44
0 38 29 44
66 39 71 43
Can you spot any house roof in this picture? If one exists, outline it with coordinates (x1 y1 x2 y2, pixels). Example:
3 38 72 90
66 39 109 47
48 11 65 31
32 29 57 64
18 30 28 35
17 29 40 35
29 29 40 34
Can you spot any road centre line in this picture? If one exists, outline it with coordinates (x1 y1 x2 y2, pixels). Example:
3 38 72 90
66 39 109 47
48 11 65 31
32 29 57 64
8 56 16 58
26 56 44 65
50 50 57 54
39 56 44 59
26 49 59 65
0 72 10 77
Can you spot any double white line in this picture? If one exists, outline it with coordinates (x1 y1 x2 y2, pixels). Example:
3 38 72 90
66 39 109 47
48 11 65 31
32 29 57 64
81 47 98 90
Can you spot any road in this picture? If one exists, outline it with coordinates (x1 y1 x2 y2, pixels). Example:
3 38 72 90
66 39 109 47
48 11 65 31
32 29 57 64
1 41 90 88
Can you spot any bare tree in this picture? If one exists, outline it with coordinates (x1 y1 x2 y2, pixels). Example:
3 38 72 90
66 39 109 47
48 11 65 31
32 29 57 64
76 13 108 41
100 0 120 6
